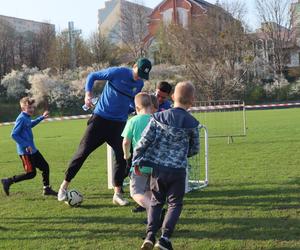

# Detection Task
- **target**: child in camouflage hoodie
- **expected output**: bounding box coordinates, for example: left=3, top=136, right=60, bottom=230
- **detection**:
left=133, top=81, right=200, bottom=250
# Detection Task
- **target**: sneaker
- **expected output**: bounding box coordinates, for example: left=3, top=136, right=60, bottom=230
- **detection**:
left=57, top=187, right=67, bottom=201
left=113, top=193, right=129, bottom=206
left=1, top=178, right=12, bottom=196
left=43, top=186, right=58, bottom=196
left=141, top=239, right=154, bottom=250
left=132, top=205, right=146, bottom=213
left=154, top=237, right=173, bottom=250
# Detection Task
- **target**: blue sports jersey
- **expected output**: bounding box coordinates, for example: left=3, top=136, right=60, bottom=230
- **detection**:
left=85, top=67, right=144, bottom=121
left=158, top=100, right=172, bottom=112
left=11, top=112, right=44, bottom=155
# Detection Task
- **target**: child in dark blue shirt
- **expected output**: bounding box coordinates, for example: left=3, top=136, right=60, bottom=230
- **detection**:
left=1, top=97, right=57, bottom=196
left=155, top=81, right=172, bottom=112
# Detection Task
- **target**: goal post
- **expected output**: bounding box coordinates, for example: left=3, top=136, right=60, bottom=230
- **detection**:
left=107, top=145, right=115, bottom=189
left=185, top=125, right=209, bottom=192
left=189, top=100, right=246, bottom=142
left=107, top=125, right=209, bottom=193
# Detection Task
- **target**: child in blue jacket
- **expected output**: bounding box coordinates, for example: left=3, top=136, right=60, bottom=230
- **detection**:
left=1, top=97, right=57, bottom=196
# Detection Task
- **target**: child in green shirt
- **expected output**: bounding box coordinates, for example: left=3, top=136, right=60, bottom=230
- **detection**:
left=122, top=92, right=156, bottom=212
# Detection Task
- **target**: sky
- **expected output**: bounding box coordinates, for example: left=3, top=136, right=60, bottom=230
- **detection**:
left=0, top=0, right=258, bottom=38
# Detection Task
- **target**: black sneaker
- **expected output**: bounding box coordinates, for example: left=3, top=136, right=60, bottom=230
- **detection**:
left=154, top=237, right=173, bottom=250
left=43, top=186, right=58, bottom=196
left=1, top=178, right=12, bottom=196
left=132, top=205, right=146, bottom=213
left=141, top=235, right=155, bottom=250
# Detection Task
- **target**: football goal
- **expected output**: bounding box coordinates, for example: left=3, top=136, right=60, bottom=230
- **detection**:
left=107, top=125, right=209, bottom=193
left=189, top=100, right=247, bottom=143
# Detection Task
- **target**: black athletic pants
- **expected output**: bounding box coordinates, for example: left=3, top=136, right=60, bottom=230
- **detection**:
left=65, top=114, right=127, bottom=187
left=12, top=151, right=50, bottom=186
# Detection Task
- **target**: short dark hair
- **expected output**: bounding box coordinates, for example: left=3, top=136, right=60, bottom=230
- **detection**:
left=157, top=81, right=172, bottom=94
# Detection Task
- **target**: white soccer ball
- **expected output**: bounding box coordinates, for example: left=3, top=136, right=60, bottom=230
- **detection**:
left=66, top=189, right=83, bottom=207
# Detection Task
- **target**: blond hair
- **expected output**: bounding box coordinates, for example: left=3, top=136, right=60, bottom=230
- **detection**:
left=134, top=92, right=152, bottom=109
left=20, top=97, right=35, bottom=109
left=173, top=81, right=195, bottom=105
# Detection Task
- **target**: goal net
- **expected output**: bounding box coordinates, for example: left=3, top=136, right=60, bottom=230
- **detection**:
left=107, top=125, right=209, bottom=193
left=189, top=100, right=246, bottom=142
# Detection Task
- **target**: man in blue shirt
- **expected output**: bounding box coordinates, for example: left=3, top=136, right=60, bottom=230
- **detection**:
left=1, top=97, right=57, bottom=196
left=155, top=81, right=172, bottom=112
left=58, top=58, right=152, bottom=206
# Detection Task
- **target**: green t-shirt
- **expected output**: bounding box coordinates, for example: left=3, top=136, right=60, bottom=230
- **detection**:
left=121, top=114, right=151, bottom=174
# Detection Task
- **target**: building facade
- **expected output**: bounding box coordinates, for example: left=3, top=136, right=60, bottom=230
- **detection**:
left=143, top=0, right=236, bottom=63
left=0, top=15, right=55, bottom=34
left=144, top=0, right=215, bottom=44
left=98, top=0, right=152, bottom=44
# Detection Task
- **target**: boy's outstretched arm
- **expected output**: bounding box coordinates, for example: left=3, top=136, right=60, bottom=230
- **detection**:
left=31, top=111, right=48, bottom=128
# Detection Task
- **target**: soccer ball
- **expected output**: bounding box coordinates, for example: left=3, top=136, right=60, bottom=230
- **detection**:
left=66, top=189, right=83, bottom=207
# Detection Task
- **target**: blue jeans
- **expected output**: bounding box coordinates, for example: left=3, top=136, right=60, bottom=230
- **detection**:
left=146, top=167, right=186, bottom=239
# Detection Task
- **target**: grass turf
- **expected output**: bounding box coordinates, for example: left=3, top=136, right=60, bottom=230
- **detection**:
left=0, top=108, right=299, bottom=250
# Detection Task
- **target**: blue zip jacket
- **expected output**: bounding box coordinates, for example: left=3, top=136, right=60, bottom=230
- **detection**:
left=11, top=112, right=44, bottom=155
left=85, top=67, right=144, bottom=121
left=132, top=107, right=200, bottom=170
left=158, top=100, right=172, bottom=111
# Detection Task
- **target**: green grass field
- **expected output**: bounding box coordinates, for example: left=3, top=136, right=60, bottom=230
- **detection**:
left=0, top=108, right=299, bottom=250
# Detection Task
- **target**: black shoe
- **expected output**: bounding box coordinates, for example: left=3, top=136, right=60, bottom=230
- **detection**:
left=43, top=186, right=58, bottom=196
left=1, top=178, right=12, bottom=196
left=154, top=237, right=173, bottom=250
left=159, top=208, right=166, bottom=229
left=132, top=205, right=146, bottom=213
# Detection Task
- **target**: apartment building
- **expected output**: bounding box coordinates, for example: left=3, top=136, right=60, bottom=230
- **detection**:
left=0, top=14, right=55, bottom=34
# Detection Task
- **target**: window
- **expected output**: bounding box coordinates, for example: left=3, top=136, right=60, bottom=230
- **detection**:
left=162, top=9, right=173, bottom=25
left=177, top=8, right=188, bottom=28
left=267, top=39, right=274, bottom=50
left=256, top=39, right=264, bottom=50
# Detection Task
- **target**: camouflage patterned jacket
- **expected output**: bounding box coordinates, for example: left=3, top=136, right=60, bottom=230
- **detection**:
left=132, top=107, right=200, bottom=170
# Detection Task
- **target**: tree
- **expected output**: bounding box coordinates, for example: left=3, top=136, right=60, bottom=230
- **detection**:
left=89, top=31, right=120, bottom=65
left=155, top=0, right=251, bottom=100
left=35, top=24, right=56, bottom=69
left=75, top=37, right=93, bottom=67
left=0, top=20, right=16, bottom=79
left=116, top=0, right=152, bottom=61
left=255, top=0, right=296, bottom=75
left=49, top=31, right=71, bottom=73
